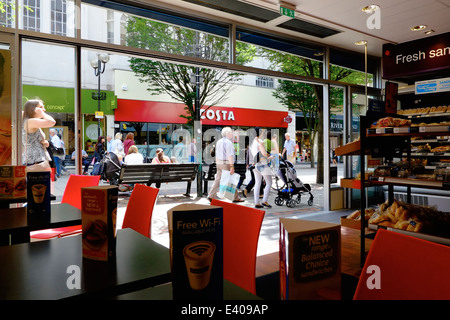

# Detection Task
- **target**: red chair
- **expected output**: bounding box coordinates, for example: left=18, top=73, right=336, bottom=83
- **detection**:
left=30, top=174, right=101, bottom=240
left=354, top=228, right=450, bottom=300
left=122, top=184, right=159, bottom=238
left=211, top=199, right=265, bottom=295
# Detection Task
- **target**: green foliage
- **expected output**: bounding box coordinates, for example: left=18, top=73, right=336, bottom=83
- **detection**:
left=125, top=16, right=255, bottom=124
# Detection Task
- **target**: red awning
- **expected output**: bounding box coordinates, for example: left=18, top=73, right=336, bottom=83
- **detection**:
left=116, top=99, right=289, bottom=128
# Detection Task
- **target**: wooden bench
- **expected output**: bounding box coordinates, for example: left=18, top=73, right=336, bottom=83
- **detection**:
left=202, top=163, right=247, bottom=195
left=115, top=163, right=199, bottom=196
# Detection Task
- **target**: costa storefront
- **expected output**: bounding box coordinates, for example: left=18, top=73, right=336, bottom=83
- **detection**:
left=114, top=98, right=291, bottom=158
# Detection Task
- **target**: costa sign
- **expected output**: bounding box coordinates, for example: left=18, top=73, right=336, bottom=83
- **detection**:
left=116, top=99, right=288, bottom=128
left=200, top=108, right=235, bottom=121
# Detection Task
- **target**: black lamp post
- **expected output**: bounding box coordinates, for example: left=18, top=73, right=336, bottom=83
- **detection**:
left=90, top=53, right=110, bottom=140
left=187, top=39, right=210, bottom=197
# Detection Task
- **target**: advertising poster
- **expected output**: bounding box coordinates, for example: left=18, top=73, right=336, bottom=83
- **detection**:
left=0, top=49, right=11, bottom=165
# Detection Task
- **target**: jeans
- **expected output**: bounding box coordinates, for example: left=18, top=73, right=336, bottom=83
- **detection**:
left=54, top=157, right=61, bottom=177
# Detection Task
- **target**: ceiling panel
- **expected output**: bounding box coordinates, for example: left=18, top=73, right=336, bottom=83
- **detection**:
left=132, top=0, right=450, bottom=57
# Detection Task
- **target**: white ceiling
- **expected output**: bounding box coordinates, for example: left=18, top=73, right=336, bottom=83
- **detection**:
left=142, top=0, right=450, bottom=57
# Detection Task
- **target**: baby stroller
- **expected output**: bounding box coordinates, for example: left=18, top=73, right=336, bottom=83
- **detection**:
left=102, top=152, right=122, bottom=185
left=273, top=157, right=314, bottom=208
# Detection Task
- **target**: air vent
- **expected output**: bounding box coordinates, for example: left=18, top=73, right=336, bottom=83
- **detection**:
left=278, top=19, right=340, bottom=39
left=183, top=0, right=341, bottom=38
left=182, top=0, right=279, bottom=23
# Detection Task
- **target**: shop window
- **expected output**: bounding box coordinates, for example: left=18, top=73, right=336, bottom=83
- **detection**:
left=0, top=0, right=14, bottom=28
left=106, top=10, right=114, bottom=44
left=81, top=1, right=230, bottom=63
left=255, top=76, right=274, bottom=88
left=120, top=14, right=127, bottom=46
left=51, top=0, right=67, bottom=36
left=236, top=27, right=325, bottom=79
left=23, top=0, right=41, bottom=32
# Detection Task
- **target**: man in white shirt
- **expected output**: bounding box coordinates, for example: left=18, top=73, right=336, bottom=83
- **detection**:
left=208, top=127, right=243, bottom=203
left=49, top=128, right=62, bottom=178
left=282, top=133, right=296, bottom=164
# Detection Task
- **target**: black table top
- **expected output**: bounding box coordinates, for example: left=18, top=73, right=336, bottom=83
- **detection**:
left=115, top=280, right=262, bottom=300
left=0, top=228, right=172, bottom=299
left=0, top=202, right=81, bottom=233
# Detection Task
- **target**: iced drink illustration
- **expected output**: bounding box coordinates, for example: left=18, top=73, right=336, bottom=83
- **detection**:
left=31, top=184, right=46, bottom=203
left=183, top=241, right=216, bottom=290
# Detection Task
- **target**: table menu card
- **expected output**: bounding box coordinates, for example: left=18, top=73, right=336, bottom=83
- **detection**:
left=81, top=185, right=118, bottom=262
left=26, top=171, right=51, bottom=217
left=168, top=204, right=223, bottom=300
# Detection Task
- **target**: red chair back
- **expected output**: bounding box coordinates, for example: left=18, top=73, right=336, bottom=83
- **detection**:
left=354, top=228, right=450, bottom=300
left=61, top=174, right=101, bottom=210
left=122, top=184, right=159, bottom=238
left=211, top=199, right=265, bottom=295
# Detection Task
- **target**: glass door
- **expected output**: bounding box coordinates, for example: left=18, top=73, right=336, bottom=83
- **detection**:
left=345, top=85, right=383, bottom=208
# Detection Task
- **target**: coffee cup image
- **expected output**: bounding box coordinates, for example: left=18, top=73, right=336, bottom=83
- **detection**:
left=83, top=220, right=108, bottom=251
left=31, top=184, right=46, bottom=203
left=183, top=241, right=216, bottom=290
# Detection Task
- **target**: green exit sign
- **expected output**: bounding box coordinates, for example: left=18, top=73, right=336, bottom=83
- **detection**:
left=280, top=6, right=295, bottom=18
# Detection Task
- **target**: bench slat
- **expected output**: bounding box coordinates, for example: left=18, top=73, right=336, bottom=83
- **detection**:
left=115, top=163, right=199, bottom=196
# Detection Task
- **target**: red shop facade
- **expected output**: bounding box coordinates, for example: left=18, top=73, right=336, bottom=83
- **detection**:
left=114, top=99, right=290, bottom=159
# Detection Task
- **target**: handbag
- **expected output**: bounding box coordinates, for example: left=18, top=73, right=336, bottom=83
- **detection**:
left=218, top=169, right=240, bottom=201
left=48, top=140, right=64, bottom=157
left=26, top=160, right=51, bottom=172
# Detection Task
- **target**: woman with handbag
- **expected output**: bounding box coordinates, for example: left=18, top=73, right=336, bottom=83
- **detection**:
left=22, top=99, right=56, bottom=172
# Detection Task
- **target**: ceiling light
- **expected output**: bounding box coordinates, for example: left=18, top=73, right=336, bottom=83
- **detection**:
left=362, top=5, right=379, bottom=13
left=411, top=25, right=427, bottom=31
left=425, top=29, right=435, bottom=35
left=355, top=40, right=368, bottom=45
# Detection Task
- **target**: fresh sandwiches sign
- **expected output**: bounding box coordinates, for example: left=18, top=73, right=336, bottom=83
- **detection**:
left=383, top=32, right=450, bottom=80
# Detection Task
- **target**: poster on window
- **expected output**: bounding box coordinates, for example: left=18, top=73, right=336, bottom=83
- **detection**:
left=0, top=50, right=11, bottom=165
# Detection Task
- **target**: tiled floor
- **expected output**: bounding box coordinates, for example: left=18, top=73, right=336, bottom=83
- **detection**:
left=54, top=162, right=349, bottom=256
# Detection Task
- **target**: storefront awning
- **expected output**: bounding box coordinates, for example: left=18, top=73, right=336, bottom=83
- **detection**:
left=116, top=99, right=289, bottom=128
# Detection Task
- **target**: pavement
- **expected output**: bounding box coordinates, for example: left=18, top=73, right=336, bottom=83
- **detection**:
left=53, top=162, right=349, bottom=256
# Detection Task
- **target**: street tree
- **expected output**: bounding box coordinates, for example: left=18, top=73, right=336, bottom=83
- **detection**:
left=125, top=16, right=256, bottom=125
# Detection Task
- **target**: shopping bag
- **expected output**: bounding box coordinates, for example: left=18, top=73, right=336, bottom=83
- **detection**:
left=218, top=170, right=240, bottom=201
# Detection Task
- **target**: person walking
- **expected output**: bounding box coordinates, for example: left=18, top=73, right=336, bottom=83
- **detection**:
left=253, top=131, right=274, bottom=209
left=243, top=130, right=264, bottom=199
left=207, top=127, right=244, bottom=203
left=49, top=128, right=62, bottom=177
left=111, top=132, right=124, bottom=158
left=106, top=135, right=113, bottom=153
left=282, top=132, right=296, bottom=164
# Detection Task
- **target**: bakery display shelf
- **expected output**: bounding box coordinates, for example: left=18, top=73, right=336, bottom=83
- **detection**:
left=368, top=224, right=450, bottom=246
left=334, top=140, right=361, bottom=156
left=340, top=114, right=450, bottom=267
left=406, top=152, right=450, bottom=157
left=341, top=176, right=449, bottom=190
left=367, top=126, right=450, bottom=136
left=369, top=176, right=449, bottom=189
left=411, top=138, right=450, bottom=143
